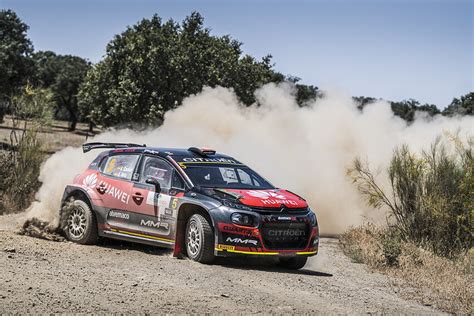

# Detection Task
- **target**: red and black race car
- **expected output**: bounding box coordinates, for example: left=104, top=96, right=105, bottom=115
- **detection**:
left=60, top=143, right=319, bottom=269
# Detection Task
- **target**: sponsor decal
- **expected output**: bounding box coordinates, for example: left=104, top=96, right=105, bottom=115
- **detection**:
left=225, top=237, right=258, bottom=246
left=86, top=174, right=131, bottom=204
left=83, top=173, right=97, bottom=189
left=144, top=149, right=160, bottom=155
left=171, top=198, right=178, bottom=210
left=182, top=157, right=239, bottom=164
left=247, top=190, right=286, bottom=200
left=221, top=225, right=253, bottom=236
left=100, top=181, right=130, bottom=204
left=140, top=219, right=169, bottom=230
left=277, top=216, right=292, bottom=221
left=246, top=190, right=298, bottom=206
left=216, top=244, right=235, bottom=251
left=146, top=192, right=173, bottom=217
left=108, top=210, right=130, bottom=220
left=268, top=229, right=306, bottom=237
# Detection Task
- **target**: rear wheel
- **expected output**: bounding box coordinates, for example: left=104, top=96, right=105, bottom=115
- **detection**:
left=185, top=214, right=215, bottom=264
left=278, top=256, right=308, bottom=270
left=62, top=199, right=98, bottom=245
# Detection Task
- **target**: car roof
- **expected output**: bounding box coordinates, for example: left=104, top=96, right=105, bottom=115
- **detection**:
left=106, top=147, right=240, bottom=163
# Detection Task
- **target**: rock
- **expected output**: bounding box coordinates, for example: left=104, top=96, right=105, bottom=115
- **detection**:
left=4, top=247, right=16, bottom=253
left=220, top=294, right=229, bottom=298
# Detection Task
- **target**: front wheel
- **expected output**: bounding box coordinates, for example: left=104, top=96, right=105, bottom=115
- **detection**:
left=278, top=256, right=308, bottom=270
left=61, top=199, right=98, bottom=245
left=185, top=214, right=215, bottom=264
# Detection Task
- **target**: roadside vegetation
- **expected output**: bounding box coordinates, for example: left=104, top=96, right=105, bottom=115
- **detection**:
left=0, top=87, right=52, bottom=214
left=343, top=136, right=473, bottom=313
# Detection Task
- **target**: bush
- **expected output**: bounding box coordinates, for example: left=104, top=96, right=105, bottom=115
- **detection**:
left=381, top=228, right=403, bottom=266
left=0, top=87, right=52, bottom=214
left=348, top=136, right=473, bottom=258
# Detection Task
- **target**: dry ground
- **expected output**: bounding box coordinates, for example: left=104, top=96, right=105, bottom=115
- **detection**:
left=0, top=116, right=98, bottom=152
left=0, top=213, right=443, bottom=314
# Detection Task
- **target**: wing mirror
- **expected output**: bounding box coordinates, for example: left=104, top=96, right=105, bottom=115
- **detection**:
left=145, top=177, right=161, bottom=193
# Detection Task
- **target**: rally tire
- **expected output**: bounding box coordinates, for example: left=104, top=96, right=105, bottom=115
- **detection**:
left=185, top=214, right=215, bottom=264
left=62, top=199, right=98, bottom=245
left=278, top=256, right=308, bottom=270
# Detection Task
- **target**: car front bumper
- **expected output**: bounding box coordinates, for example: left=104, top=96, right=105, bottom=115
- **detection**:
left=214, top=212, right=319, bottom=257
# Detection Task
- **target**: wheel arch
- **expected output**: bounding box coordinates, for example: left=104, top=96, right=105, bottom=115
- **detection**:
left=61, top=186, right=95, bottom=210
left=173, top=203, right=215, bottom=257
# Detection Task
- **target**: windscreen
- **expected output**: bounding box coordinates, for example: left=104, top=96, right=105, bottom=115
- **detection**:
left=182, top=165, right=274, bottom=189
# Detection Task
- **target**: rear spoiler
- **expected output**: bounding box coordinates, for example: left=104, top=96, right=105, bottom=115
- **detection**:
left=82, top=142, right=146, bottom=153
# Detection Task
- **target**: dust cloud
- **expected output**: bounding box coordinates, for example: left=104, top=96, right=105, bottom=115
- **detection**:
left=26, top=83, right=474, bottom=234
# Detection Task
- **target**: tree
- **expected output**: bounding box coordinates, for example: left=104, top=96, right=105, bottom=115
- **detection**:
left=78, top=12, right=281, bottom=127
left=0, top=9, right=34, bottom=122
left=33, top=51, right=91, bottom=130
left=443, top=92, right=474, bottom=116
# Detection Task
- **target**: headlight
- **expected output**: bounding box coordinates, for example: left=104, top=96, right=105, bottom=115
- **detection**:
left=308, top=209, right=318, bottom=227
left=231, top=212, right=254, bottom=226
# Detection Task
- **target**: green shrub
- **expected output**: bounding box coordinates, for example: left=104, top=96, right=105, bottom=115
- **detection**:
left=348, top=135, right=473, bottom=258
left=0, top=86, right=52, bottom=214
left=381, top=229, right=402, bottom=266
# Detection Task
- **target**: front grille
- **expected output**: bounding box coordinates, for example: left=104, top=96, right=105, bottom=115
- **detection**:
left=260, top=222, right=310, bottom=250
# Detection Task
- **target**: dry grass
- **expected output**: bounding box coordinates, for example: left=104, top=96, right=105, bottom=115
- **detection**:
left=340, top=225, right=473, bottom=314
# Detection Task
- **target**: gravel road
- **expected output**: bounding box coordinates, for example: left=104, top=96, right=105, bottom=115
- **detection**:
left=0, top=213, right=442, bottom=314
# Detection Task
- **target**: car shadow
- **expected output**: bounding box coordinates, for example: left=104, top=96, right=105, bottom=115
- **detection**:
left=96, top=238, right=333, bottom=276
left=213, top=256, right=333, bottom=277
left=97, top=238, right=173, bottom=256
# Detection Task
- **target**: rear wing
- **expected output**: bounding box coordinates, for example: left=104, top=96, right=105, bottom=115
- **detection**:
left=82, top=142, right=146, bottom=153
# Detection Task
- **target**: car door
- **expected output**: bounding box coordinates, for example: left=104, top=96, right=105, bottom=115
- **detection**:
left=97, top=153, right=139, bottom=231
left=129, top=155, right=185, bottom=243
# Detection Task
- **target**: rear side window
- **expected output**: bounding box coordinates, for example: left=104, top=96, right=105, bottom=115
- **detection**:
left=101, top=154, right=139, bottom=180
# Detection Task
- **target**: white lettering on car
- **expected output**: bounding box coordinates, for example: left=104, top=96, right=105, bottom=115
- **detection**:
left=246, top=190, right=298, bottom=206
left=225, top=237, right=258, bottom=245
left=182, top=157, right=238, bottom=164
left=140, top=219, right=169, bottom=230
left=94, top=180, right=130, bottom=204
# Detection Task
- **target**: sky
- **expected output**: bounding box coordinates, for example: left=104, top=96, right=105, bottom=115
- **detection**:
left=1, top=0, right=473, bottom=107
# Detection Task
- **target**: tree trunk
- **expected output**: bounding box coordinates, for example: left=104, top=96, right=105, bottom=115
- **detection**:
left=64, top=95, right=77, bottom=132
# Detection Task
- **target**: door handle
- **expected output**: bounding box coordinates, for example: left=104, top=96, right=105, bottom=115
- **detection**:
left=132, top=192, right=144, bottom=205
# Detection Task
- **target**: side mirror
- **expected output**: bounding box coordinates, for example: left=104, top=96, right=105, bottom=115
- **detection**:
left=145, top=177, right=161, bottom=193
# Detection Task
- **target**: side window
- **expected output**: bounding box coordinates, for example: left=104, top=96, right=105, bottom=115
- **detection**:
left=101, top=154, right=139, bottom=180
left=140, top=156, right=173, bottom=190
left=172, top=171, right=185, bottom=190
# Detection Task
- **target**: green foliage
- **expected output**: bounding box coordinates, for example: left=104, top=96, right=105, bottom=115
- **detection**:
left=355, top=97, right=442, bottom=122
left=381, top=229, right=403, bottom=266
left=443, top=92, right=474, bottom=116
left=32, top=51, right=91, bottom=130
left=349, top=136, right=474, bottom=258
left=78, top=12, right=282, bottom=127
left=10, top=85, right=54, bottom=125
left=0, top=87, right=52, bottom=214
left=0, top=9, right=34, bottom=121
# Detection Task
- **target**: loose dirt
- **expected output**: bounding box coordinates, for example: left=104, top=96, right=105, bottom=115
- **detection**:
left=0, top=213, right=443, bottom=314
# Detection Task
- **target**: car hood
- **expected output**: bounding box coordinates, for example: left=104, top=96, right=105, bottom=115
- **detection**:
left=214, top=188, right=308, bottom=209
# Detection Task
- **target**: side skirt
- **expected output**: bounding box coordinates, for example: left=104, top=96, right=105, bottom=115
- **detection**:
left=102, top=229, right=175, bottom=249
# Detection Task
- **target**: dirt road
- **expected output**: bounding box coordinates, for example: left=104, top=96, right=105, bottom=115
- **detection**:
left=0, top=213, right=441, bottom=314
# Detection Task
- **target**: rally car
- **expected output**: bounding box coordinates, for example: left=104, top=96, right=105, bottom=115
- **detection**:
left=60, top=143, right=319, bottom=269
